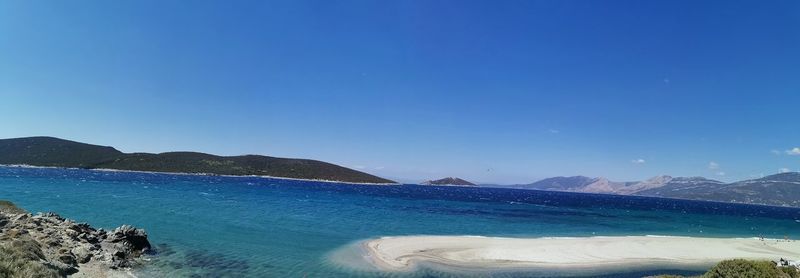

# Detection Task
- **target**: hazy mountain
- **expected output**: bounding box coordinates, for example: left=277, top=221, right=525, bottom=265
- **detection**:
left=579, top=177, right=637, bottom=194
left=650, top=173, right=800, bottom=207
left=0, top=137, right=395, bottom=184
left=512, top=176, right=595, bottom=191
left=512, top=176, right=637, bottom=194
left=508, top=173, right=800, bottom=207
left=634, top=176, right=726, bottom=198
left=422, top=177, right=476, bottom=186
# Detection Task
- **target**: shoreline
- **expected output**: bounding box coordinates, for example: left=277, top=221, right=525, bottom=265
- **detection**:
left=6, top=164, right=799, bottom=210
left=0, top=164, right=399, bottom=186
left=0, top=200, right=151, bottom=277
left=357, top=235, right=800, bottom=273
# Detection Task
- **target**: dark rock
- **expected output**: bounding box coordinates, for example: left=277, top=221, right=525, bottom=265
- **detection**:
left=44, top=260, right=78, bottom=276
left=106, top=224, right=152, bottom=254
left=185, top=250, right=250, bottom=272
left=58, top=254, right=76, bottom=266
left=153, top=243, right=176, bottom=256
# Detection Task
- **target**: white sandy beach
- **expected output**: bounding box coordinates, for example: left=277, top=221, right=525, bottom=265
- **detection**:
left=362, top=235, right=800, bottom=272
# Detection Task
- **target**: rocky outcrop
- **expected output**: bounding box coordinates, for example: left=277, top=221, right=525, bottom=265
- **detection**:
left=102, top=225, right=152, bottom=269
left=0, top=203, right=151, bottom=276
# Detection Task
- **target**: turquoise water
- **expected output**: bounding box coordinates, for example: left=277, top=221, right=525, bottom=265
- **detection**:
left=1, top=166, right=800, bottom=277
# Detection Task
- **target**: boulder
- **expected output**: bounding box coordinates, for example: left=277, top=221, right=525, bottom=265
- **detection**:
left=106, top=225, right=151, bottom=253
left=72, top=245, right=94, bottom=264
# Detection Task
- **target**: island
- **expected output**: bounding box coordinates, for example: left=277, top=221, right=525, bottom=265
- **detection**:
left=0, top=137, right=395, bottom=184
left=421, top=177, right=476, bottom=186
left=0, top=200, right=151, bottom=277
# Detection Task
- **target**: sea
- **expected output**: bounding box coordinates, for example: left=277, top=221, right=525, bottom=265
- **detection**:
left=1, top=166, right=799, bottom=278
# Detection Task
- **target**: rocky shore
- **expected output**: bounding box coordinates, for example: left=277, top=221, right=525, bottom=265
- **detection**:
left=0, top=201, right=151, bottom=277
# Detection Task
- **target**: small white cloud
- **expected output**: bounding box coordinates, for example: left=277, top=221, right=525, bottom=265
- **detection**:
left=786, top=148, right=800, bottom=156
left=374, top=166, right=385, bottom=170
left=631, top=159, right=646, bottom=164
left=548, top=129, right=560, bottom=134
left=353, top=165, right=366, bottom=170
left=779, top=168, right=791, bottom=173
left=716, top=171, right=726, bottom=176
left=771, top=149, right=782, bottom=155
left=708, top=161, right=720, bottom=170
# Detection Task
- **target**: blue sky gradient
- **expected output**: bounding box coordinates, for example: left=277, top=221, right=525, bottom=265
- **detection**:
left=1, top=0, right=799, bottom=183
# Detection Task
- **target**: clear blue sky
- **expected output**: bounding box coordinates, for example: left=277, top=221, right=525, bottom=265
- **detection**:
left=1, top=1, right=799, bottom=184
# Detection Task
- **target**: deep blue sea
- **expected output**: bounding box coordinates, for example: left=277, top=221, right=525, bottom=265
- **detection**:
left=2, top=166, right=800, bottom=277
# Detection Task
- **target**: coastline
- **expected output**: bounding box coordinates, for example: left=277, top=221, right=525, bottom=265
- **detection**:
left=358, top=235, right=800, bottom=273
left=0, top=164, right=399, bottom=186
left=0, top=201, right=151, bottom=277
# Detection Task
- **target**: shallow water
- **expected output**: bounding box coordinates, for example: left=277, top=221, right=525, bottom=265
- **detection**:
left=1, top=166, right=799, bottom=277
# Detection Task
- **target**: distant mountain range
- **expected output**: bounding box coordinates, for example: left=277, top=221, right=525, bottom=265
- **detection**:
left=3, top=137, right=798, bottom=208
left=0, top=137, right=395, bottom=184
left=503, top=174, right=800, bottom=207
left=422, top=177, right=476, bottom=186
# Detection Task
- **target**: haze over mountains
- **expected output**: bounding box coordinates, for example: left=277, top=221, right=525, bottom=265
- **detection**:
left=501, top=174, right=800, bottom=208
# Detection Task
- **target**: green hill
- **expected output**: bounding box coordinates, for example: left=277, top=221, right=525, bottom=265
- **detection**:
left=0, top=137, right=395, bottom=184
left=0, top=136, right=122, bottom=168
